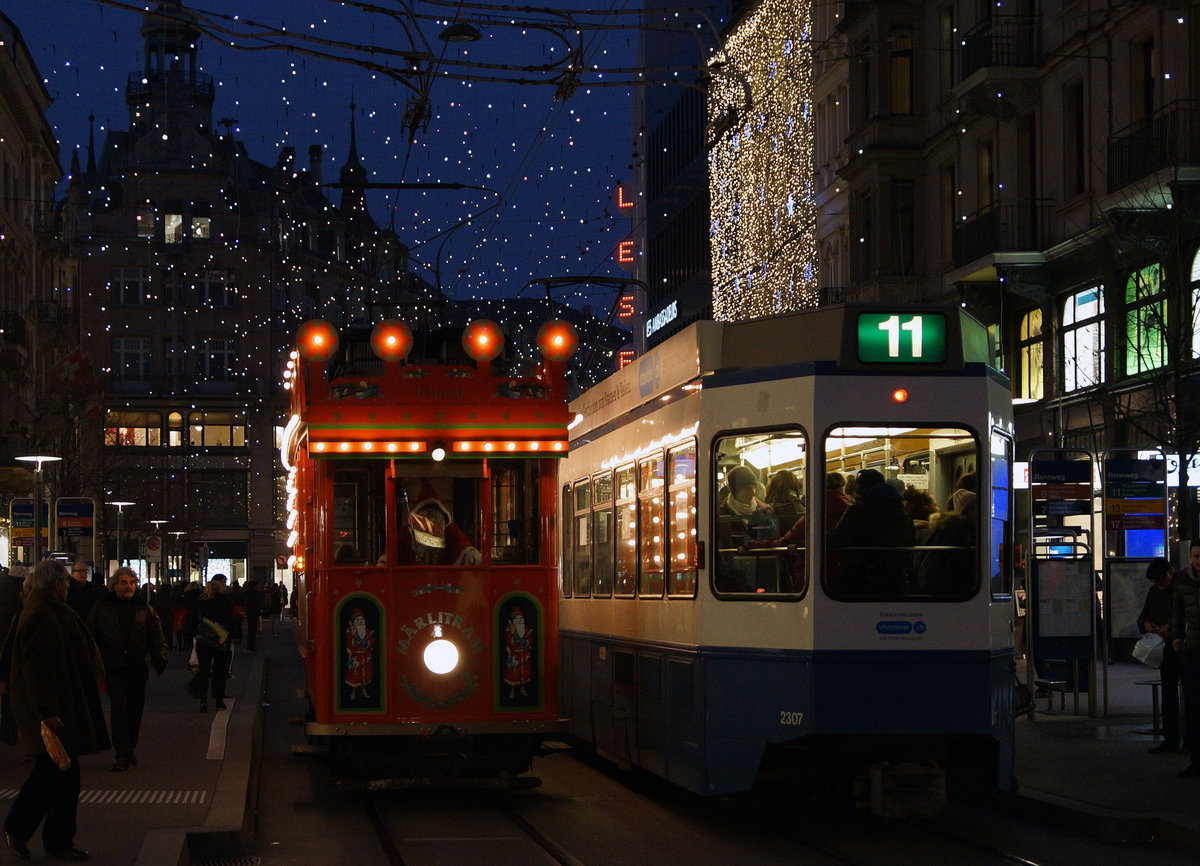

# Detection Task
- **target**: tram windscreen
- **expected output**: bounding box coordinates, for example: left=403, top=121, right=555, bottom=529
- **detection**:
left=824, top=427, right=980, bottom=602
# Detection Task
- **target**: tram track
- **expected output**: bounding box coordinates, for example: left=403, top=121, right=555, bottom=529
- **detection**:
left=363, top=788, right=584, bottom=866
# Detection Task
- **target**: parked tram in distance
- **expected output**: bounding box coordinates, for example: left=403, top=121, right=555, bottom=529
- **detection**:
left=281, top=316, right=577, bottom=786
left=559, top=305, right=1016, bottom=798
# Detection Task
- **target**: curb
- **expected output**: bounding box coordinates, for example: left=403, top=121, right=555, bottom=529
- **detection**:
left=133, top=652, right=266, bottom=866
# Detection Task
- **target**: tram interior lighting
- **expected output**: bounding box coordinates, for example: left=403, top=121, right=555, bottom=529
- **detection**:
left=452, top=440, right=566, bottom=453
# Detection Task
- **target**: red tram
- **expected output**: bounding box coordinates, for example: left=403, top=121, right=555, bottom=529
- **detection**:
left=280, top=317, right=577, bottom=786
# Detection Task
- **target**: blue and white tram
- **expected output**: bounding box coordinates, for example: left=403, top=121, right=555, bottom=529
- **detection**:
left=559, top=305, right=1016, bottom=797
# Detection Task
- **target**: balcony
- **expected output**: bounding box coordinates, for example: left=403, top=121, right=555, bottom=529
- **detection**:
left=953, top=199, right=1052, bottom=270
left=1107, top=100, right=1200, bottom=194
left=959, top=16, right=1039, bottom=80
left=126, top=70, right=215, bottom=101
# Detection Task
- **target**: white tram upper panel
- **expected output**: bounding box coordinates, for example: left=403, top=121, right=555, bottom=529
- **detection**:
left=561, top=305, right=1015, bottom=654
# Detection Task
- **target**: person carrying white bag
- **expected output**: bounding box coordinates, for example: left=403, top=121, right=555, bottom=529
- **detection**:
left=1139, top=557, right=1180, bottom=754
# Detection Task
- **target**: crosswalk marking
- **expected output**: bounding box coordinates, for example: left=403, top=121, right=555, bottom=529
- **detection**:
left=0, top=789, right=208, bottom=805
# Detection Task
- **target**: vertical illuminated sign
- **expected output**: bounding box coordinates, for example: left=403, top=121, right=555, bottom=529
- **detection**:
left=618, top=295, right=635, bottom=319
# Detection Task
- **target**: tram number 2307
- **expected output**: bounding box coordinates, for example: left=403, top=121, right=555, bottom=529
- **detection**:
left=779, top=711, right=805, bottom=726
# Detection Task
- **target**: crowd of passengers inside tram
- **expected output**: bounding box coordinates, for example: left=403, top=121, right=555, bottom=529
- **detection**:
left=717, top=465, right=978, bottom=597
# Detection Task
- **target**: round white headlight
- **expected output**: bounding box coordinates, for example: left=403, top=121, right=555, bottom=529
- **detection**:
left=423, top=638, right=459, bottom=675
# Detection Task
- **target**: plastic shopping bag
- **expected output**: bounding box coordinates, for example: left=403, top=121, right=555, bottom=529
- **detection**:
left=40, top=722, right=71, bottom=771
left=1132, top=633, right=1165, bottom=668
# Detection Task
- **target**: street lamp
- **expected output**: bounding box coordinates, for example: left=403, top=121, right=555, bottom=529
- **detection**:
left=109, top=501, right=135, bottom=568
left=150, top=519, right=168, bottom=586
left=15, top=455, right=61, bottom=565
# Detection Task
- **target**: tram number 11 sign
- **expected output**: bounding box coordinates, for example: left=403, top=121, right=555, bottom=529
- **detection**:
left=857, top=313, right=947, bottom=364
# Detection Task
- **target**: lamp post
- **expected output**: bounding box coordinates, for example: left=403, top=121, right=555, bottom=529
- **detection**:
left=109, top=501, right=135, bottom=568
left=150, top=519, right=168, bottom=586
left=16, top=455, right=61, bottom=565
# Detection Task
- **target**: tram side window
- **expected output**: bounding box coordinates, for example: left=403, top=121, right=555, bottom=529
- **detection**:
left=614, top=465, right=637, bottom=596
left=332, top=461, right=387, bottom=564
left=490, top=461, right=539, bottom=564
left=593, top=474, right=615, bottom=597
left=668, top=443, right=698, bottom=596
left=713, top=430, right=807, bottom=597
left=824, top=427, right=979, bottom=602
left=573, top=481, right=593, bottom=596
left=639, top=454, right=666, bottom=597
left=990, top=431, right=1014, bottom=598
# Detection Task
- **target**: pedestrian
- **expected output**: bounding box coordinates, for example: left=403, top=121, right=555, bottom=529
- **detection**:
left=1139, top=557, right=1180, bottom=753
left=0, top=566, right=23, bottom=648
left=85, top=566, right=168, bottom=772
left=268, top=582, right=282, bottom=633
left=66, top=561, right=102, bottom=624
left=1173, top=540, right=1200, bottom=777
left=3, top=559, right=109, bottom=862
left=243, top=579, right=263, bottom=652
left=186, top=575, right=235, bottom=712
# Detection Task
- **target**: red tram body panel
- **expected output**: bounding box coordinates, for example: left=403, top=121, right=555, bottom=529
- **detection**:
left=281, top=319, right=575, bottom=782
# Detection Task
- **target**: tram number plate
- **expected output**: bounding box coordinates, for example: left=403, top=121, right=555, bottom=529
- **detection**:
left=857, top=313, right=946, bottom=363
left=779, top=711, right=804, bottom=726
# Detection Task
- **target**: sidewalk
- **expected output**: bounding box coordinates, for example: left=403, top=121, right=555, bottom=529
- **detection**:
left=1014, top=661, right=1200, bottom=849
left=0, top=620, right=279, bottom=864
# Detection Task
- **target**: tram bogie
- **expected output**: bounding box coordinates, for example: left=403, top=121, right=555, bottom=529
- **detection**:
left=560, top=305, right=1017, bottom=798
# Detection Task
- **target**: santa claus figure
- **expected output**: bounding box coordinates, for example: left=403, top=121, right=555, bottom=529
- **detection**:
left=504, top=606, right=535, bottom=699
left=403, top=481, right=483, bottom=566
left=344, top=608, right=376, bottom=701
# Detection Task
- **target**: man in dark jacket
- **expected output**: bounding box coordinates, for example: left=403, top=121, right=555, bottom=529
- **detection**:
left=3, top=559, right=109, bottom=862
left=66, top=561, right=102, bottom=624
left=86, top=566, right=168, bottom=772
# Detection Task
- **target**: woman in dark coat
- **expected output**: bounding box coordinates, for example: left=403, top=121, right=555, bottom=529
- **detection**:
left=3, top=560, right=109, bottom=861
left=187, top=574, right=235, bottom=712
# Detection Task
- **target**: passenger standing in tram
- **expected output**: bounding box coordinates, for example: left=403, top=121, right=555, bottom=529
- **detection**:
left=1140, top=558, right=1180, bottom=754
left=913, top=488, right=978, bottom=596
left=1171, top=541, right=1200, bottom=777
left=826, top=469, right=915, bottom=595
left=764, top=470, right=804, bottom=524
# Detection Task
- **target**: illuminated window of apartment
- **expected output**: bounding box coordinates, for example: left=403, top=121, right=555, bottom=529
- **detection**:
left=192, top=216, right=211, bottom=239
left=136, top=205, right=155, bottom=238
left=164, top=212, right=184, bottom=244
left=1125, top=263, right=1167, bottom=375
left=104, top=411, right=162, bottom=446
left=168, top=411, right=184, bottom=447
left=188, top=410, right=246, bottom=447
left=1018, top=309, right=1043, bottom=400
left=1063, top=285, right=1105, bottom=391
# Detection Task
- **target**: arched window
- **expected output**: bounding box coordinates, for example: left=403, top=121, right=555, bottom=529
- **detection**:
left=1018, top=309, right=1043, bottom=400
left=1124, top=263, right=1166, bottom=376
left=1063, top=285, right=1105, bottom=391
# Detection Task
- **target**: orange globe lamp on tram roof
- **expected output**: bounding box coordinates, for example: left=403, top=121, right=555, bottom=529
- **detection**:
left=462, top=319, right=504, bottom=363
left=296, top=319, right=339, bottom=363
left=371, top=319, right=414, bottom=362
left=535, top=319, right=579, bottom=361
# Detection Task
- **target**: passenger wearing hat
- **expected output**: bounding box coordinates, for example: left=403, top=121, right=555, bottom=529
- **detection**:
left=400, top=481, right=482, bottom=566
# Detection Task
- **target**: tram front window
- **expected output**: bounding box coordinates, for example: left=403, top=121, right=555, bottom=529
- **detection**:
left=713, top=431, right=807, bottom=597
left=824, top=427, right=979, bottom=602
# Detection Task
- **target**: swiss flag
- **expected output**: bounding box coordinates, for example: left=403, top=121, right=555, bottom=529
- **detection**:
left=50, top=346, right=91, bottom=390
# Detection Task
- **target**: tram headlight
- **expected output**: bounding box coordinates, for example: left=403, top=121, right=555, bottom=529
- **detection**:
left=423, top=638, right=460, bottom=675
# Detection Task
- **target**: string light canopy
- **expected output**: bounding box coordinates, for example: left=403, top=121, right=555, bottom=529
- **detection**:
left=709, top=0, right=819, bottom=321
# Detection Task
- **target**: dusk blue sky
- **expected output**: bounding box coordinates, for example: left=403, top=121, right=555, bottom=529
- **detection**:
left=3, top=0, right=685, bottom=314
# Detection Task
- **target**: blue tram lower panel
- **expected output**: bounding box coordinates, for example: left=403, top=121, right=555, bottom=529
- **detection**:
left=563, top=633, right=1014, bottom=797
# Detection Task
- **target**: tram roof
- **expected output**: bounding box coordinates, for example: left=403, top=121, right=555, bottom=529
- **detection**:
left=569, top=305, right=993, bottom=440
